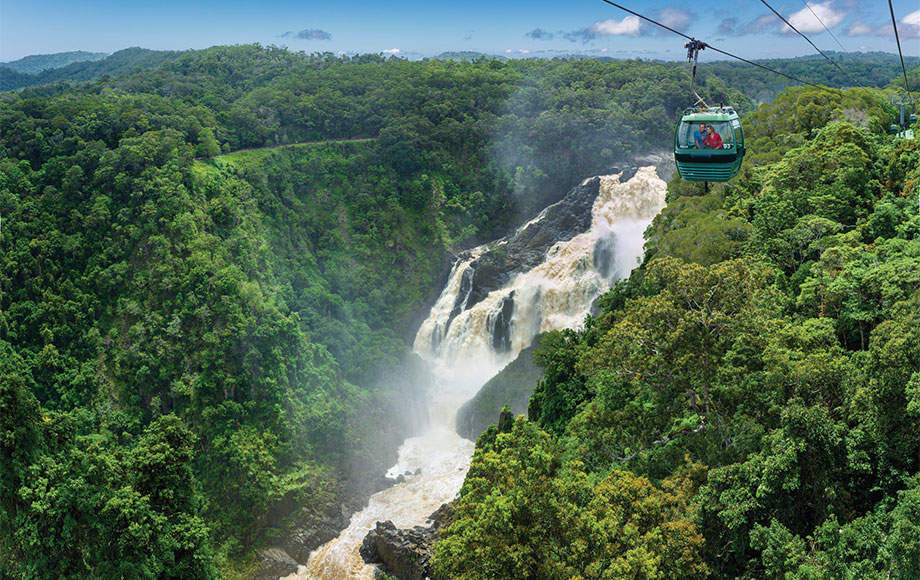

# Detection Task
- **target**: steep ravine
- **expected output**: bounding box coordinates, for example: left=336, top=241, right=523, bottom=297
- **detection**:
left=282, top=166, right=668, bottom=579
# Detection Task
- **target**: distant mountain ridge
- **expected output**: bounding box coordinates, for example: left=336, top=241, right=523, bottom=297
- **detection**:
left=1, top=51, right=109, bottom=74
left=434, top=51, right=507, bottom=61
left=0, top=47, right=180, bottom=90
left=2, top=45, right=917, bottom=94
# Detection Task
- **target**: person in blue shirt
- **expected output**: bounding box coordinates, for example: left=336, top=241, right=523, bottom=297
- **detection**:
left=693, top=122, right=707, bottom=148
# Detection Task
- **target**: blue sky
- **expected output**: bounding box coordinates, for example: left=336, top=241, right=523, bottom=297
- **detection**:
left=1, top=0, right=918, bottom=63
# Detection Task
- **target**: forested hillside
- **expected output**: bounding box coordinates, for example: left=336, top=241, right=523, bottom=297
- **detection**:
left=0, top=44, right=791, bottom=577
left=0, top=48, right=180, bottom=92
left=0, top=51, right=108, bottom=75
left=704, top=52, right=920, bottom=103
left=433, top=85, right=920, bottom=579
left=1, top=43, right=916, bottom=578
left=3, top=46, right=917, bottom=98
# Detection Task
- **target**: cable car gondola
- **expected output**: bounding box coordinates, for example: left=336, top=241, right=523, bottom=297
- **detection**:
left=674, top=106, right=746, bottom=182
left=672, top=39, right=746, bottom=183
left=890, top=95, right=916, bottom=140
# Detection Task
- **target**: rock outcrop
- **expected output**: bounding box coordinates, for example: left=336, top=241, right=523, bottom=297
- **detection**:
left=463, top=176, right=603, bottom=311
left=359, top=504, right=454, bottom=580
left=253, top=547, right=299, bottom=580
left=281, top=505, right=350, bottom=564
left=360, top=520, right=431, bottom=580
left=455, top=338, right=545, bottom=440
left=279, top=473, right=399, bottom=563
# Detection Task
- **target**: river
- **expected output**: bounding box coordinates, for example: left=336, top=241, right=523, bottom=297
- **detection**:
left=284, top=166, right=667, bottom=579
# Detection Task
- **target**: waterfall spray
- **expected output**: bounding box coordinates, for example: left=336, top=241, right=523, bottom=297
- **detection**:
left=285, top=166, right=666, bottom=580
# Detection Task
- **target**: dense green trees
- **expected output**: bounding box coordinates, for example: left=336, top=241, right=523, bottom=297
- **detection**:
left=1, top=44, right=700, bottom=575
left=436, top=80, right=920, bottom=578
left=2, top=43, right=917, bottom=578
left=433, top=417, right=708, bottom=580
left=0, top=405, right=216, bottom=579
left=1, top=48, right=469, bottom=575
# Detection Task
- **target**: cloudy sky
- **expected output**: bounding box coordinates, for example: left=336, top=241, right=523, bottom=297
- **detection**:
left=1, top=0, right=918, bottom=62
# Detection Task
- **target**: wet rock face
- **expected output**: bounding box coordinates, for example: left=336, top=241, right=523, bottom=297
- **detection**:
left=253, top=548, right=299, bottom=580
left=593, top=234, right=619, bottom=281
left=360, top=521, right=431, bottom=580
left=464, top=177, right=602, bottom=310
left=359, top=504, right=454, bottom=580
left=279, top=474, right=397, bottom=564
left=455, top=340, right=544, bottom=441
left=282, top=506, right=350, bottom=563
left=489, top=291, right=515, bottom=353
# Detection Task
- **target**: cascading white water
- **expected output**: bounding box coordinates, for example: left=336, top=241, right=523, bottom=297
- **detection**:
left=283, top=166, right=666, bottom=580
left=415, top=166, right=666, bottom=364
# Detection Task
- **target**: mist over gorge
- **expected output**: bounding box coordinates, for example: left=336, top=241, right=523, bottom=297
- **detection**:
left=2, top=44, right=919, bottom=580
left=289, top=166, right=666, bottom=579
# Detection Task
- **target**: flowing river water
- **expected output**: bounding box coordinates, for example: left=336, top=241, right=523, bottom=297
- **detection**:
left=284, top=166, right=667, bottom=579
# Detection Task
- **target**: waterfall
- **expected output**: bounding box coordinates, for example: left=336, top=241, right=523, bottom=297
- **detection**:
left=414, top=166, right=666, bottom=364
left=283, top=166, right=666, bottom=579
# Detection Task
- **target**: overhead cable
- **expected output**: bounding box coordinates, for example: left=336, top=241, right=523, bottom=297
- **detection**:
left=598, top=0, right=693, bottom=41
left=759, top=0, right=876, bottom=98
left=758, top=0, right=856, bottom=83
left=798, top=0, right=850, bottom=55
left=889, top=0, right=915, bottom=101
left=704, top=44, right=841, bottom=95
left=598, top=0, right=844, bottom=95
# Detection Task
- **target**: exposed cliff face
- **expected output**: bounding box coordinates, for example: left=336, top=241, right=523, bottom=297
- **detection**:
left=255, top=549, right=299, bottom=580
left=455, top=339, right=545, bottom=441
left=463, top=175, right=605, bottom=311
left=291, top=166, right=667, bottom=580
left=415, top=166, right=667, bottom=369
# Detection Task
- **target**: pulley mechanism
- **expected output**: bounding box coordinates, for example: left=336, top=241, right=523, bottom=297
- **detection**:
left=684, top=39, right=708, bottom=109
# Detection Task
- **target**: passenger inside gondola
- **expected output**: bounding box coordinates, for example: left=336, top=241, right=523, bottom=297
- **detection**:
left=678, top=120, right=733, bottom=149
left=705, top=124, right=722, bottom=148
left=694, top=122, right=707, bottom=148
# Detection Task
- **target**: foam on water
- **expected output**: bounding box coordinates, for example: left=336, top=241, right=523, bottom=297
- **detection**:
left=285, top=167, right=666, bottom=579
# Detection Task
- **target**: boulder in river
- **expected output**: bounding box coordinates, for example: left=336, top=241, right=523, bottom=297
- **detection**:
left=253, top=547, right=298, bottom=580
left=359, top=504, right=454, bottom=580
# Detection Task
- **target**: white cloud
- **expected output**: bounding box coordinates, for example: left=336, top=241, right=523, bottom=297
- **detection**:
left=786, top=1, right=847, bottom=34
left=847, top=21, right=891, bottom=37
left=381, top=48, right=400, bottom=54
left=847, top=8, right=920, bottom=38
left=904, top=9, right=920, bottom=27
left=587, top=16, right=642, bottom=37
left=657, top=8, right=692, bottom=31
left=743, top=14, right=777, bottom=35
left=504, top=49, right=532, bottom=54
left=902, top=9, right=920, bottom=38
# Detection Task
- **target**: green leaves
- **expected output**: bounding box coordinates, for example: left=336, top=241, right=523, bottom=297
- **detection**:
left=479, top=83, right=920, bottom=579
left=529, top=329, right=589, bottom=437
left=5, top=412, right=216, bottom=579
left=434, top=417, right=707, bottom=580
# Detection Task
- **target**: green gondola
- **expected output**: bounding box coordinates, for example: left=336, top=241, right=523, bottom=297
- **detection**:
left=673, top=106, right=746, bottom=182
left=889, top=96, right=916, bottom=140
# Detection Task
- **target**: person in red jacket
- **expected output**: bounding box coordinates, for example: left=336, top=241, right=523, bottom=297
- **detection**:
left=705, top=124, right=723, bottom=149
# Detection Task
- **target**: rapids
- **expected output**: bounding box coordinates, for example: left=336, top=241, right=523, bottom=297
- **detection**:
left=283, top=166, right=666, bottom=579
